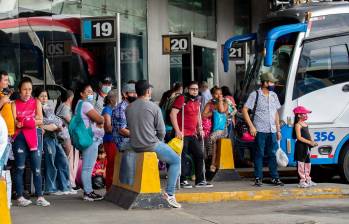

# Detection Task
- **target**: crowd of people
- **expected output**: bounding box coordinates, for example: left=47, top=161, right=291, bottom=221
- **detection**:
left=0, top=69, right=318, bottom=209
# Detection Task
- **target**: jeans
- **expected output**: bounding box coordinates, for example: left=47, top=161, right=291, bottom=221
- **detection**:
left=13, top=129, right=43, bottom=197
left=181, top=136, right=205, bottom=184
left=0, top=141, right=11, bottom=173
left=43, top=136, right=71, bottom=192
left=154, top=142, right=180, bottom=196
left=82, top=137, right=102, bottom=194
left=254, top=132, right=279, bottom=179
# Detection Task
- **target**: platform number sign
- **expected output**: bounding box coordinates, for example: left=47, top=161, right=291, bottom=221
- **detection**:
left=162, top=35, right=191, bottom=54
left=223, top=43, right=245, bottom=61
left=46, top=41, right=72, bottom=57
left=81, top=17, right=117, bottom=43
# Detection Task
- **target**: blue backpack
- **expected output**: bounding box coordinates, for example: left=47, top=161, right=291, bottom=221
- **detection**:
left=68, top=101, right=93, bottom=151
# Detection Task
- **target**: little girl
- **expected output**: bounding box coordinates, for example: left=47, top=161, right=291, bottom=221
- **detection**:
left=92, top=145, right=107, bottom=190
left=293, top=106, right=318, bottom=188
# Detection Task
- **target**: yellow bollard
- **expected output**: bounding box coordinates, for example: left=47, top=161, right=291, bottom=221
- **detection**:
left=0, top=179, right=11, bottom=224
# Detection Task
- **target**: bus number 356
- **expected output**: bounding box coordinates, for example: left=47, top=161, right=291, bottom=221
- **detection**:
left=314, top=132, right=336, bottom=142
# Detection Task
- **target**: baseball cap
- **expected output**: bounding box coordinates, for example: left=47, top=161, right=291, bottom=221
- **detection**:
left=122, top=83, right=136, bottom=93
left=260, top=72, right=278, bottom=83
left=293, top=106, right=312, bottom=114
left=101, top=76, right=112, bottom=84
left=135, top=80, right=153, bottom=94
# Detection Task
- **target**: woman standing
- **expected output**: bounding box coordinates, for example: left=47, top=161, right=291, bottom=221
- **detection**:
left=72, top=83, right=104, bottom=201
left=101, top=89, right=118, bottom=191
left=56, top=90, right=80, bottom=190
left=12, top=77, right=50, bottom=207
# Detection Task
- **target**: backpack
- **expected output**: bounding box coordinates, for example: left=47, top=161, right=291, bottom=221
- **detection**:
left=68, top=101, right=93, bottom=151
left=163, top=94, right=190, bottom=125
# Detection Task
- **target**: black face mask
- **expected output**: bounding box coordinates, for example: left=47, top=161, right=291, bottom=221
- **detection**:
left=127, top=96, right=137, bottom=103
left=186, top=93, right=198, bottom=100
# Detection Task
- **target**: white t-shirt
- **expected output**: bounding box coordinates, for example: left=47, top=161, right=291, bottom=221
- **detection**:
left=76, top=100, right=104, bottom=139
left=0, top=115, right=8, bottom=162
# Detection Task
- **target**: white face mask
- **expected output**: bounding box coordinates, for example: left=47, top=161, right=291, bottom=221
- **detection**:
left=87, top=94, right=94, bottom=102
left=101, top=85, right=112, bottom=94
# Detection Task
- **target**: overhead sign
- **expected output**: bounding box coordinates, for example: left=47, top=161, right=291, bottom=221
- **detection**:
left=222, top=43, right=245, bottom=61
left=45, top=41, right=72, bottom=57
left=162, top=34, right=191, bottom=54
left=81, top=17, right=117, bottom=43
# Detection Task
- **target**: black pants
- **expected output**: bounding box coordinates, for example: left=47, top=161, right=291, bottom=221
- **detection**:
left=180, top=136, right=205, bottom=184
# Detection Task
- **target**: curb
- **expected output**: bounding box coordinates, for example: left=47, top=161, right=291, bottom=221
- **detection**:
left=176, top=187, right=349, bottom=203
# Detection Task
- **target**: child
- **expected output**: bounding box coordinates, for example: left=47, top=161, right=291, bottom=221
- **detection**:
left=92, top=145, right=107, bottom=190
left=293, top=106, right=318, bottom=188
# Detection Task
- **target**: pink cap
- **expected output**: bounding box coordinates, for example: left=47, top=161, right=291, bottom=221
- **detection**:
left=293, top=106, right=312, bottom=114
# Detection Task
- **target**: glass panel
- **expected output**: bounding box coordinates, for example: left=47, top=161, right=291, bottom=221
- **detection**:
left=331, top=45, right=349, bottom=82
left=234, top=0, right=251, bottom=35
left=310, top=14, right=349, bottom=38
left=168, top=0, right=216, bottom=41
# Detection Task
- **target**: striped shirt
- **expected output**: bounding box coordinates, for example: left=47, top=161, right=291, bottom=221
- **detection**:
left=244, top=88, right=281, bottom=133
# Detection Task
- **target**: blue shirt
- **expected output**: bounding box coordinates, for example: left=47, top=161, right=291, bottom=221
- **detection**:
left=102, top=106, right=113, bottom=142
left=244, top=88, right=281, bottom=133
left=112, top=100, right=129, bottom=148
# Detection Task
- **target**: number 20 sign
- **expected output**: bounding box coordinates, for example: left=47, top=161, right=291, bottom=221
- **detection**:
left=81, top=17, right=117, bottom=43
left=162, top=35, right=191, bottom=55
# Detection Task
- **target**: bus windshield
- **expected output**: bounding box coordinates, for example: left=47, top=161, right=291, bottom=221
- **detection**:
left=239, top=32, right=298, bottom=106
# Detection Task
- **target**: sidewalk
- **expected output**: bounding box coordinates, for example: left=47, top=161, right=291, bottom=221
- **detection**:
left=172, top=179, right=349, bottom=203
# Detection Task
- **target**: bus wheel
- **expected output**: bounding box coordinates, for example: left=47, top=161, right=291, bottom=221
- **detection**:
left=339, top=145, right=349, bottom=183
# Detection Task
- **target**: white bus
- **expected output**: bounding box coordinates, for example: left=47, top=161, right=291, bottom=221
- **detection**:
left=223, top=1, right=349, bottom=181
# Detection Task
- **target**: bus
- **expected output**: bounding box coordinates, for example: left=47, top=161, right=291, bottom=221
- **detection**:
left=223, top=1, right=349, bottom=181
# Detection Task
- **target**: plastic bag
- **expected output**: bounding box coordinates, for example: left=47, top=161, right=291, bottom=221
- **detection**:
left=276, top=143, right=289, bottom=167
left=212, top=110, right=227, bottom=132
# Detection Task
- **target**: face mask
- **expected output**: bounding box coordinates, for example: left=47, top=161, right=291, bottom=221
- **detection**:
left=268, top=85, right=275, bottom=92
left=87, top=94, right=94, bottom=102
left=101, top=85, right=111, bottom=94
left=127, top=96, right=137, bottom=103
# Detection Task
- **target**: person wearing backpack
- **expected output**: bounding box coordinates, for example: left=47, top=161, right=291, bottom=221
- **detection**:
left=159, top=83, right=183, bottom=142
left=71, top=82, right=104, bottom=201
left=202, top=87, right=229, bottom=173
left=242, top=72, right=284, bottom=187
left=170, top=81, right=213, bottom=189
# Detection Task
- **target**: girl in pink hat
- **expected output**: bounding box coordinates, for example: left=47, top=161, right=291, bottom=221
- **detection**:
left=293, top=106, right=318, bottom=188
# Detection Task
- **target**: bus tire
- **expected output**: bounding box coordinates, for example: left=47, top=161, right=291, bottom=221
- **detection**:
left=339, top=144, right=349, bottom=183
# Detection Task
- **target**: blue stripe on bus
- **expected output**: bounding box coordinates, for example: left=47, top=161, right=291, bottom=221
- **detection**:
left=334, top=134, right=349, bottom=163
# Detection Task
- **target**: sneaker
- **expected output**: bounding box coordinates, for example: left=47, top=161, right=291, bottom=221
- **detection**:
left=299, top=182, right=310, bottom=188
left=83, top=191, right=104, bottom=201
left=17, top=197, right=32, bottom=207
left=163, top=193, right=181, bottom=208
left=180, top=181, right=193, bottom=189
left=36, top=197, right=50, bottom=207
left=195, top=181, right=213, bottom=188
left=52, top=191, right=64, bottom=196
left=254, top=178, right=263, bottom=187
left=271, top=178, right=284, bottom=186
left=63, top=189, right=78, bottom=195
left=306, top=180, right=317, bottom=187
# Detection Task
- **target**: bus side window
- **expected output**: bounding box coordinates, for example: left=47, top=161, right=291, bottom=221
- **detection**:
left=293, top=38, right=349, bottom=100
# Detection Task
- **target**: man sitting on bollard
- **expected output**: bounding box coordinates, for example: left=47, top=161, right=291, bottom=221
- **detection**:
left=125, top=80, right=181, bottom=208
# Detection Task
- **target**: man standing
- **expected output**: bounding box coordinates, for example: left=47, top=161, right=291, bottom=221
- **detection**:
left=112, top=83, right=137, bottom=150
left=94, top=76, right=113, bottom=114
left=199, top=81, right=212, bottom=112
left=170, top=81, right=213, bottom=188
left=126, top=80, right=181, bottom=208
left=242, top=72, right=284, bottom=187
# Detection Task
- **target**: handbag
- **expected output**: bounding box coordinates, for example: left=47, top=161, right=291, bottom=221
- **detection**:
left=212, top=110, right=227, bottom=132
left=68, top=101, right=93, bottom=151
left=236, top=90, right=259, bottom=142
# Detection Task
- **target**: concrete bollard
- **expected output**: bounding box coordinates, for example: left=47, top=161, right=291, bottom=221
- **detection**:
left=206, top=138, right=241, bottom=181
left=105, top=150, right=170, bottom=209
left=0, top=179, right=11, bottom=224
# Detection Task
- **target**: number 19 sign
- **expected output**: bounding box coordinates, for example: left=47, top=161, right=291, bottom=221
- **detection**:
left=81, top=17, right=117, bottom=43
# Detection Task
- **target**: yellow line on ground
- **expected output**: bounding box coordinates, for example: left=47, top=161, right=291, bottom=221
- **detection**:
left=176, top=187, right=349, bottom=203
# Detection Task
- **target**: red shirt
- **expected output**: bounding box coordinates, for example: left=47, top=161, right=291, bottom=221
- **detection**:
left=172, top=95, right=199, bottom=136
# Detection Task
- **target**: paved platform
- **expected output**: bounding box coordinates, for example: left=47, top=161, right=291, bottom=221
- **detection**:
left=173, top=179, right=349, bottom=203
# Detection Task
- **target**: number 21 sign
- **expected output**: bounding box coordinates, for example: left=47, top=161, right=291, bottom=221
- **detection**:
left=81, top=17, right=117, bottom=43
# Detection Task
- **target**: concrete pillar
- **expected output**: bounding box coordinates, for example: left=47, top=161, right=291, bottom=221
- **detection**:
left=147, top=0, right=170, bottom=101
